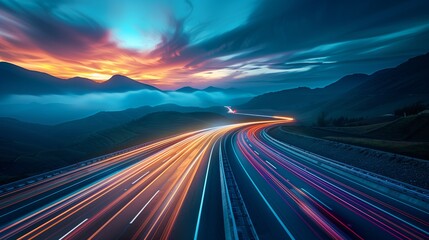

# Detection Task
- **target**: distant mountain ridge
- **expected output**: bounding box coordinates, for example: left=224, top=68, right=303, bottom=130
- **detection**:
left=0, top=62, right=245, bottom=96
left=241, top=52, right=429, bottom=121
left=241, top=73, right=370, bottom=112
left=325, top=53, right=429, bottom=116
left=176, top=86, right=199, bottom=93
left=0, top=62, right=160, bottom=95
left=0, top=62, right=254, bottom=124
left=175, top=85, right=244, bottom=94
left=103, top=75, right=159, bottom=91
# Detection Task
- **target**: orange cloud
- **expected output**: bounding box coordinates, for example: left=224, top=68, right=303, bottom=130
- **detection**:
left=0, top=3, right=223, bottom=90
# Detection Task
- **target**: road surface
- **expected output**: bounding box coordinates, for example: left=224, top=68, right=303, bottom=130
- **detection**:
left=1, top=120, right=428, bottom=239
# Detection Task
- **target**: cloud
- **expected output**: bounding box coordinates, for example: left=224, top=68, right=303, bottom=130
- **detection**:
left=1, top=0, right=429, bottom=91
left=0, top=1, right=107, bottom=58
left=176, top=0, right=429, bottom=86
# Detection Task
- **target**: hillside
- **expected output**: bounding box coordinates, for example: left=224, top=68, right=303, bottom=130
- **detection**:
left=0, top=111, right=232, bottom=184
left=53, top=104, right=225, bottom=140
left=241, top=73, right=370, bottom=113
left=324, top=53, right=429, bottom=117
left=241, top=53, right=429, bottom=121
left=71, top=111, right=231, bottom=154
left=0, top=103, right=225, bottom=148
left=362, top=114, right=429, bottom=142
left=279, top=113, right=429, bottom=160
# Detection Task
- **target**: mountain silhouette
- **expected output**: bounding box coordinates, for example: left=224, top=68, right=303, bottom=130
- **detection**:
left=241, top=52, right=429, bottom=119
left=175, top=86, right=245, bottom=94
left=241, top=73, right=370, bottom=111
left=103, top=75, right=159, bottom=91
left=176, top=86, right=199, bottom=93
left=0, top=62, right=160, bottom=95
left=325, top=52, right=429, bottom=116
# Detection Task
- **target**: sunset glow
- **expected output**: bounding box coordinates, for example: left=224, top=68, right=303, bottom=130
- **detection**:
left=1, top=1, right=429, bottom=91
left=1, top=1, right=429, bottom=239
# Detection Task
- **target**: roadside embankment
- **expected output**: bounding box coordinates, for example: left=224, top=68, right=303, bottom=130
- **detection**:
left=268, top=126, right=429, bottom=190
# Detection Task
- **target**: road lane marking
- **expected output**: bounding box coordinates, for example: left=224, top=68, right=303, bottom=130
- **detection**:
left=194, top=144, right=215, bottom=240
left=132, top=171, right=150, bottom=185
left=265, top=161, right=277, bottom=170
left=232, top=144, right=295, bottom=240
left=129, top=190, right=160, bottom=224
left=254, top=150, right=259, bottom=155
left=58, top=218, right=88, bottom=240
left=0, top=163, right=135, bottom=219
left=262, top=131, right=429, bottom=234
left=301, top=188, right=332, bottom=211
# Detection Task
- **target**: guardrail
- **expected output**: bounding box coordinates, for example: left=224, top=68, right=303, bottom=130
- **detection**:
left=262, top=129, right=429, bottom=209
left=0, top=127, right=218, bottom=195
left=0, top=140, right=153, bottom=194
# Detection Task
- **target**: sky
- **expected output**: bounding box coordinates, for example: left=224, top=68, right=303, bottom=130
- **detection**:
left=1, top=0, right=429, bottom=92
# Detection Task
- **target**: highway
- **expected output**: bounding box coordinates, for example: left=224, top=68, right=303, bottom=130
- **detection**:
left=1, top=120, right=428, bottom=239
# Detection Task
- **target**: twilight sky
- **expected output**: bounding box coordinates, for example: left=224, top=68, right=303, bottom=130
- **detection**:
left=1, top=0, right=429, bottom=92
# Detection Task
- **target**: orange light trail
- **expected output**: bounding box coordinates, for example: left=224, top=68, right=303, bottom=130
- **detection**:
left=1, top=121, right=273, bottom=240
left=1, top=117, right=427, bottom=240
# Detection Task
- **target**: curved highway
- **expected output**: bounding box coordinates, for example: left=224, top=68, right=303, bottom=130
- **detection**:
left=0, top=120, right=428, bottom=239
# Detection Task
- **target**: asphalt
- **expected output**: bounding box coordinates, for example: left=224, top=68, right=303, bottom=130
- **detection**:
left=0, top=121, right=428, bottom=239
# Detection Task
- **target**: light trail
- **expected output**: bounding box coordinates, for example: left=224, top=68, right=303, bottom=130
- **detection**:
left=224, top=106, right=294, bottom=121
left=235, top=112, right=292, bottom=120
left=129, top=190, right=160, bottom=224
left=131, top=171, right=150, bottom=185
left=58, top=218, right=88, bottom=240
left=230, top=122, right=429, bottom=239
left=0, top=117, right=427, bottom=239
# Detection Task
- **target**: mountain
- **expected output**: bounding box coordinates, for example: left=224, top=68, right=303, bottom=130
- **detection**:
left=0, top=62, right=160, bottom=95
left=322, top=74, right=369, bottom=93
left=241, top=73, right=370, bottom=112
left=176, top=86, right=199, bottom=93
left=324, top=53, right=429, bottom=117
left=0, top=62, right=84, bottom=95
left=0, top=61, right=246, bottom=96
left=103, top=75, right=159, bottom=91
left=241, top=52, right=429, bottom=120
left=176, top=86, right=246, bottom=94
left=203, top=86, right=226, bottom=92
left=203, top=86, right=245, bottom=94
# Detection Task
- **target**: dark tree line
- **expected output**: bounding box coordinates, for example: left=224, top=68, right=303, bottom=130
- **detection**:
left=316, top=112, right=363, bottom=127
left=394, top=101, right=426, bottom=117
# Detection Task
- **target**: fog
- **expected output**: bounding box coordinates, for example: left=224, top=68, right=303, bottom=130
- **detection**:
left=0, top=89, right=253, bottom=124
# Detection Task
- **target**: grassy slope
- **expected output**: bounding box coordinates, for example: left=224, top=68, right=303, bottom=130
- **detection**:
left=282, top=114, right=429, bottom=159
left=70, top=111, right=232, bottom=155
left=0, top=111, right=232, bottom=184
